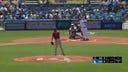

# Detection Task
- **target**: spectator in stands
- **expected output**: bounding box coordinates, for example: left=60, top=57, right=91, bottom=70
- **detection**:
left=102, top=16, right=107, bottom=22
left=102, top=5, right=108, bottom=12
left=25, top=14, right=32, bottom=20
left=18, top=0, right=25, bottom=5
left=30, top=11, right=37, bottom=19
left=107, top=0, right=113, bottom=12
left=0, top=0, right=2, bottom=5
left=16, top=13, right=24, bottom=19
left=0, top=2, right=126, bottom=22
left=40, top=11, right=46, bottom=19
left=45, top=12, right=53, bottom=19
left=109, top=15, right=115, bottom=22
left=113, top=0, right=119, bottom=11
left=10, top=14, right=17, bottom=19
left=120, top=5, right=125, bottom=16
left=65, top=9, right=72, bottom=19
left=95, top=15, right=99, bottom=20
left=46, top=0, right=50, bottom=5
left=87, top=0, right=91, bottom=4
left=73, top=7, right=81, bottom=19
left=86, top=14, right=90, bottom=19
left=61, top=11, right=66, bottom=19
left=53, top=11, right=59, bottom=19
left=42, top=0, right=45, bottom=4
left=107, top=0, right=112, bottom=5
left=58, top=11, right=62, bottom=19
left=0, top=14, right=4, bottom=20
left=8, top=0, right=12, bottom=4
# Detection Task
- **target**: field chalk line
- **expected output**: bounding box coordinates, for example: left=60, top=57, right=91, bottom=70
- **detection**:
left=66, top=39, right=97, bottom=42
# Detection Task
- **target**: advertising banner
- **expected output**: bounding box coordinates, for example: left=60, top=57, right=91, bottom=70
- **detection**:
left=4, top=20, right=25, bottom=30
left=56, top=20, right=71, bottom=29
left=26, top=20, right=56, bottom=30
left=87, top=20, right=101, bottom=29
left=101, top=22, right=122, bottom=29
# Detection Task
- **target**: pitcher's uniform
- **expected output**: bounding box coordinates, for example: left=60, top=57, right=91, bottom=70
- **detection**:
left=52, top=30, right=65, bottom=56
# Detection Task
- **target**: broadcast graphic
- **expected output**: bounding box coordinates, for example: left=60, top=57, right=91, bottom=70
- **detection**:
left=92, top=56, right=122, bottom=64
left=0, top=0, right=128, bottom=72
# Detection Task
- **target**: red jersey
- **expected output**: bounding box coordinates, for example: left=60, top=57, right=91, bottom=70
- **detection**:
left=52, top=31, right=60, bottom=39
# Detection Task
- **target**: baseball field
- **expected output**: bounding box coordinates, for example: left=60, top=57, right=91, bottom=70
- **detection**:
left=0, top=30, right=128, bottom=72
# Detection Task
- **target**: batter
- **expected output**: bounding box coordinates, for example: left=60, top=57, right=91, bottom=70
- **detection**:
left=79, top=17, right=89, bottom=41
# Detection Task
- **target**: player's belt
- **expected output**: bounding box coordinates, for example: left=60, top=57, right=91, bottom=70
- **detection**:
left=55, top=38, right=60, bottom=40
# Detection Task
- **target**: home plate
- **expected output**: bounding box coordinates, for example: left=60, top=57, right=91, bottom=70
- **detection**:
left=70, top=40, right=77, bottom=41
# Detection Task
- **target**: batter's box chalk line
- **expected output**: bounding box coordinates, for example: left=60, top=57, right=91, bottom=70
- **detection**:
left=64, top=32, right=96, bottom=36
left=88, top=32, right=96, bottom=35
left=111, top=42, right=128, bottom=44
left=66, top=39, right=97, bottom=42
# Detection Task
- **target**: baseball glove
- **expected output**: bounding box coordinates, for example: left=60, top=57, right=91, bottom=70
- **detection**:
left=51, top=42, right=54, bottom=45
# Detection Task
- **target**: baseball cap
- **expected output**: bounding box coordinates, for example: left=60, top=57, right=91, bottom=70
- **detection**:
left=71, top=24, right=74, bottom=25
left=53, top=27, right=57, bottom=31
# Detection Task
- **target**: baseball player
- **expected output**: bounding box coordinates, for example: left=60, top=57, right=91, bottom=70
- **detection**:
left=51, top=28, right=66, bottom=56
left=69, top=24, right=82, bottom=39
left=79, top=17, right=89, bottom=41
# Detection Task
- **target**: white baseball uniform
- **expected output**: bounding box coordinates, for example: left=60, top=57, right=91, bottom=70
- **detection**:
left=79, top=19, right=88, bottom=40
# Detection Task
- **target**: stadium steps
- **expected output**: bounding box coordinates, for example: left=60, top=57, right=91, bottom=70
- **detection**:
left=25, top=0, right=39, bottom=4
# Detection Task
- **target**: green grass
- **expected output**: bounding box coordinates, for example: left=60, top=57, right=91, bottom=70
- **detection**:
left=0, top=31, right=52, bottom=43
left=0, top=44, right=128, bottom=72
left=0, top=30, right=128, bottom=72
left=0, top=30, right=128, bottom=43
left=92, top=30, right=128, bottom=37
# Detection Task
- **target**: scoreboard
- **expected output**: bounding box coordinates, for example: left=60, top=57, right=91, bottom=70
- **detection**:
left=92, top=56, right=122, bottom=64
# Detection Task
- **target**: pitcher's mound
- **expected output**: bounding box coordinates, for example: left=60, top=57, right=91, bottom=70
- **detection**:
left=14, top=56, right=91, bottom=63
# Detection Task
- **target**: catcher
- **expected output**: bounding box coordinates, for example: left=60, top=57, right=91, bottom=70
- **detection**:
left=69, top=24, right=82, bottom=39
left=51, top=28, right=66, bottom=56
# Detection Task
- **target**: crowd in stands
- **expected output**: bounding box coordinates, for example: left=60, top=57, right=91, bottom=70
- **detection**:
left=0, top=0, right=126, bottom=22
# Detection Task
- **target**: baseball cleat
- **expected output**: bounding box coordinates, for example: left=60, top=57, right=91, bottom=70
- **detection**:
left=81, top=38, right=89, bottom=41
left=85, top=38, right=89, bottom=41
